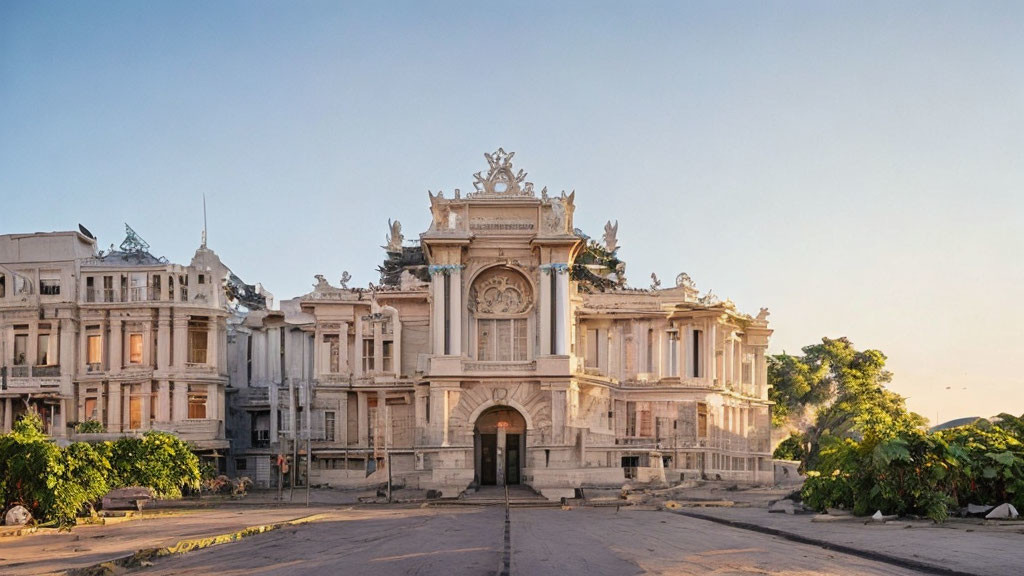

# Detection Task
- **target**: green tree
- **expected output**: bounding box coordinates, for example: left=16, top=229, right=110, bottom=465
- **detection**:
left=98, top=431, right=201, bottom=498
left=0, top=413, right=110, bottom=529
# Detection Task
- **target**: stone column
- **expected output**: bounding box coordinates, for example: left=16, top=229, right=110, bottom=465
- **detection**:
left=78, top=321, right=89, bottom=373
left=141, top=388, right=151, bottom=430
left=157, top=380, right=170, bottom=421
left=431, top=274, right=445, bottom=355
left=357, top=392, right=369, bottom=446
left=108, top=382, right=122, bottom=432
left=157, top=310, right=170, bottom=371
left=207, top=383, right=220, bottom=423
left=338, top=393, right=349, bottom=445
left=173, top=381, right=187, bottom=421
left=338, top=322, right=349, bottom=374
left=172, top=315, right=188, bottom=368
left=706, top=322, right=717, bottom=386
left=110, top=317, right=123, bottom=374
left=2, top=399, right=12, bottom=433
left=428, top=386, right=445, bottom=445
left=143, top=318, right=154, bottom=367
left=354, top=316, right=363, bottom=377
left=554, top=267, right=569, bottom=355
left=449, top=268, right=462, bottom=355
left=539, top=268, right=552, bottom=355
left=208, top=321, right=219, bottom=368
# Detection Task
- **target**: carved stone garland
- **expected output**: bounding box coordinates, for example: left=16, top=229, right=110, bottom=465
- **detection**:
left=469, top=273, right=533, bottom=315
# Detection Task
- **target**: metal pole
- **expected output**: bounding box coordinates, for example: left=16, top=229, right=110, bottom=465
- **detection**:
left=386, top=405, right=392, bottom=503
left=306, top=435, right=311, bottom=507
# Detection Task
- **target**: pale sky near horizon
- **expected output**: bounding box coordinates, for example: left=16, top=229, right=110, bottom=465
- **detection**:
left=2, top=1, right=1022, bottom=425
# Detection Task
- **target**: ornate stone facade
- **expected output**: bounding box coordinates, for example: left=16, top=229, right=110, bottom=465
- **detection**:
left=229, top=150, right=774, bottom=498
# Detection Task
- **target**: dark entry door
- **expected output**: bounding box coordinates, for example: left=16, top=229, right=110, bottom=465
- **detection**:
left=481, top=434, right=497, bottom=485
left=505, top=434, right=520, bottom=485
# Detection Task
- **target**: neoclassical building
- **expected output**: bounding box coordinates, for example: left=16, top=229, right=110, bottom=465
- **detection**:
left=0, top=225, right=268, bottom=460
left=228, top=150, right=774, bottom=498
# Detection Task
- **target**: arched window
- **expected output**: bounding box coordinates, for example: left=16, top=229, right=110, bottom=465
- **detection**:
left=469, top=267, right=533, bottom=361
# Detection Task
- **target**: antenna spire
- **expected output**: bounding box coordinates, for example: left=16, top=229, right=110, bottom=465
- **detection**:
left=202, top=194, right=208, bottom=248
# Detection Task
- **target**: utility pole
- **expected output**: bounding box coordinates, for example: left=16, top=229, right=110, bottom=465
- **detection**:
left=386, top=404, right=392, bottom=503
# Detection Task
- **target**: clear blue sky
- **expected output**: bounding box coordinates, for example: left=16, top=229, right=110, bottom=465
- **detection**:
left=2, top=1, right=1022, bottom=423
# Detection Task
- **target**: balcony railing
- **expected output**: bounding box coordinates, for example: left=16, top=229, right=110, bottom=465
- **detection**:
left=85, top=288, right=117, bottom=303
left=34, top=365, right=61, bottom=377
left=7, top=365, right=61, bottom=378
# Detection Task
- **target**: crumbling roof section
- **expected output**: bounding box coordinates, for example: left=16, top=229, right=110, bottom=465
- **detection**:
left=378, top=245, right=429, bottom=287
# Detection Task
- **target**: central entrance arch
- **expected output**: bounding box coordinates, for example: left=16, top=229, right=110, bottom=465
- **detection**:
left=474, top=405, right=527, bottom=486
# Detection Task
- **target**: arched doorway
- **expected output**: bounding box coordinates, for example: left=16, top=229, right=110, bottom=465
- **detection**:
left=474, top=405, right=527, bottom=486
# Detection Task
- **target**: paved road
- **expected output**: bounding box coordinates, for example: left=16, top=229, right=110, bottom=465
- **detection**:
left=136, top=507, right=924, bottom=576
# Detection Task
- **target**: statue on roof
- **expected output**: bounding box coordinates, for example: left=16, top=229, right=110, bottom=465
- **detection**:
left=650, top=273, right=661, bottom=290
left=339, top=271, right=352, bottom=289
left=386, top=219, right=403, bottom=252
left=603, top=220, right=619, bottom=253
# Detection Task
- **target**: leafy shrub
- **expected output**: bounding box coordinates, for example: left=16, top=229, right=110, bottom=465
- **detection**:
left=75, top=419, right=106, bottom=434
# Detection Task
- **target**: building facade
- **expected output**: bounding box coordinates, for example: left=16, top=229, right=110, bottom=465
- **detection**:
left=227, top=150, right=774, bottom=498
left=0, top=225, right=268, bottom=461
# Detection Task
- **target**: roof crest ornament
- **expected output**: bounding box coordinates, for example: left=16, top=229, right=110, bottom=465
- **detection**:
left=469, top=148, right=535, bottom=197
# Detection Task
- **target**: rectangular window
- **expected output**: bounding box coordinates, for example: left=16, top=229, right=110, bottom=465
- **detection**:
left=639, top=402, right=653, bottom=437
left=37, top=334, right=50, bottom=365
left=477, top=319, right=528, bottom=361
left=129, top=272, right=147, bottom=301
left=13, top=334, right=28, bottom=365
left=188, top=390, right=207, bottom=419
left=88, top=335, right=102, bottom=366
left=84, top=398, right=97, bottom=420
left=626, top=401, right=637, bottom=436
left=188, top=318, right=208, bottom=363
left=362, top=339, right=374, bottom=372
left=236, top=458, right=247, bottom=471
left=585, top=328, right=599, bottom=368
left=39, top=272, right=61, bottom=296
left=0, top=274, right=5, bottom=298
left=324, top=411, right=336, bottom=442
left=129, top=333, right=143, bottom=364
left=382, top=341, right=393, bottom=372
left=129, top=396, right=142, bottom=429
left=697, top=403, right=708, bottom=438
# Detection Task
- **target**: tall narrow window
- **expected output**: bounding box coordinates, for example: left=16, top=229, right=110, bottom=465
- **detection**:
left=697, top=403, right=708, bottom=438
left=129, top=333, right=143, bottom=364
left=324, top=411, right=336, bottom=442
left=88, top=335, right=102, bottom=366
left=585, top=328, right=600, bottom=368
left=13, top=334, right=27, bottom=365
left=382, top=341, right=393, bottom=372
left=646, top=328, right=654, bottom=372
left=362, top=339, right=374, bottom=372
left=691, top=330, right=703, bottom=378
left=0, top=274, right=5, bottom=298
left=84, top=398, right=97, bottom=420
left=188, top=318, right=208, bottom=364
left=129, top=272, right=147, bottom=301
left=37, top=333, right=50, bottom=365
left=129, top=396, right=143, bottom=429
